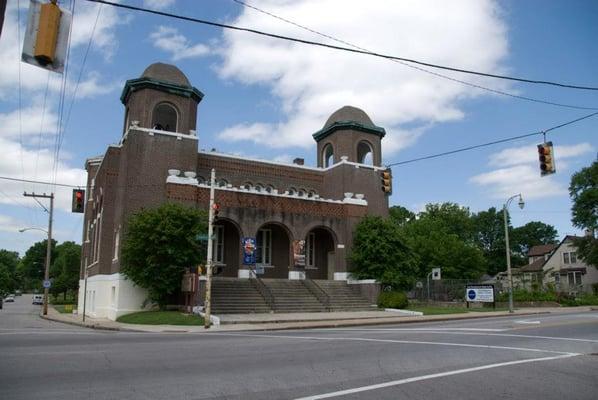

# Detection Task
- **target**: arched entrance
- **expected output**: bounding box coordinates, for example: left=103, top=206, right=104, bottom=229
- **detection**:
left=304, top=227, right=336, bottom=280
left=212, top=219, right=241, bottom=278
left=255, top=223, right=291, bottom=279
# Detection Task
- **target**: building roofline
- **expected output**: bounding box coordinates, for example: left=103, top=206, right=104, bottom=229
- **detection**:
left=120, top=77, right=204, bottom=104
left=312, top=120, right=386, bottom=142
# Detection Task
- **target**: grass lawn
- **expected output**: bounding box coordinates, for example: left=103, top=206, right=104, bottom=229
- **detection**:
left=117, top=311, right=205, bottom=325
left=52, top=304, right=75, bottom=314
left=406, top=306, right=509, bottom=315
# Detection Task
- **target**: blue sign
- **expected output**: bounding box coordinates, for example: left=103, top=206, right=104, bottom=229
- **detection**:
left=43, top=279, right=52, bottom=289
left=242, top=237, right=256, bottom=265
left=467, top=289, right=476, bottom=300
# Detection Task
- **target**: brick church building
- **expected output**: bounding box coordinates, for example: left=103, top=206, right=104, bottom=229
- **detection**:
left=78, top=63, right=390, bottom=320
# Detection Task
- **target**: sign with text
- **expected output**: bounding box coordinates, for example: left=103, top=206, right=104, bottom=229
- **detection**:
left=465, top=284, right=495, bottom=303
left=242, top=237, right=256, bottom=265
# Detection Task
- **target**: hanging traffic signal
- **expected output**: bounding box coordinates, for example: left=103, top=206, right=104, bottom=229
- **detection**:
left=381, top=169, right=392, bottom=194
left=34, top=1, right=62, bottom=66
left=537, top=141, right=556, bottom=176
left=71, top=189, right=85, bottom=213
left=212, top=203, right=220, bottom=222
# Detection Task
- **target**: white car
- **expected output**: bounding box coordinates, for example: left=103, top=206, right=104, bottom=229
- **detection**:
left=32, top=294, right=43, bottom=305
left=4, top=295, right=15, bottom=302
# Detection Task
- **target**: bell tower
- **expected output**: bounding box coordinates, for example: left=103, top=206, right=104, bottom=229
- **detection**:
left=120, top=62, right=204, bottom=135
left=313, top=106, right=385, bottom=168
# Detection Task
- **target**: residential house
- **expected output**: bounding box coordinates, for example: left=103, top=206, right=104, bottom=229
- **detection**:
left=542, top=236, right=598, bottom=294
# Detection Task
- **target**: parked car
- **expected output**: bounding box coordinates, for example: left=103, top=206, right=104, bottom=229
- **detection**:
left=32, top=294, right=43, bottom=305
left=15, top=290, right=22, bottom=296
left=0, top=297, right=3, bottom=309
left=5, top=295, right=15, bottom=302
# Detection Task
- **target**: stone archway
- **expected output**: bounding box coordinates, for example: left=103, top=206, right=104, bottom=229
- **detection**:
left=255, top=222, right=292, bottom=279
left=212, top=218, right=242, bottom=277
left=304, top=226, right=336, bottom=280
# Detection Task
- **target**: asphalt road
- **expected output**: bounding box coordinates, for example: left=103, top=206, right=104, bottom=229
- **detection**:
left=1, top=295, right=597, bottom=400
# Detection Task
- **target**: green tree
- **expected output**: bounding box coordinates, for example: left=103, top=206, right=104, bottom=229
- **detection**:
left=472, top=207, right=506, bottom=276
left=0, top=250, right=20, bottom=292
left=511, top=221, right=558, bottom=258
left=389, top=205, right=415, bottom=227
left=0, top=265, right=12, bottom=297
left=18, top=239, right=56, bottom=291
left=569, top=160, right=598, bottom=266
left=417, top=203, right=475, bottom=243
left=401, top=216, right=486, bottom=280
left=50, top=242, right=81, bottom=300
left=121, top=203, right=208, bottom=308
left=350, top=215, right=419, bottom=289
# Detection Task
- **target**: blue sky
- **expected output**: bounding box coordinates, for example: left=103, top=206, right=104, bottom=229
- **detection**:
left=0, top=0, right=596, bottom=256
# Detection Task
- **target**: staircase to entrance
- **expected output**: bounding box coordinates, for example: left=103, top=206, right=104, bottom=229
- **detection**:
left=209, top=277, right=375, bottom=314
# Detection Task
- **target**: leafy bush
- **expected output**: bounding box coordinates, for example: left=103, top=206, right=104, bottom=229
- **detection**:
left=378, top=291, right=408, bottom=309
left=496, top=289, right=557, bottom=302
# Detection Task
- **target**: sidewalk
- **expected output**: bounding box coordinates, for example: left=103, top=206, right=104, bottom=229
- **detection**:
left=41, top=305, right=596, bottom=333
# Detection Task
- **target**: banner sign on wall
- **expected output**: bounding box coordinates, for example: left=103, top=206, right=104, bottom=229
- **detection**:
left=465, top=284, right=495, bottom=303
left=242, top=237, right=256, bottom=265
left=293, top=239, right=306, bottom=267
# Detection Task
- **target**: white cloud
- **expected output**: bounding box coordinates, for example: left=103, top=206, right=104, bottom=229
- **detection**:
left=0, top=214, right=27, bottom=233
left=216, top=0, right=510, bottom=155
left=0, top=1, right=123, bottom=98
left=0, top=105, right=59, bottom=140
left=150, top=26, right=211, bottom=61
left=471, top=142, right=595, bottom=200
left=143, top=0, right=176, bottom=10
left=0, top=136, right=87, bottom=213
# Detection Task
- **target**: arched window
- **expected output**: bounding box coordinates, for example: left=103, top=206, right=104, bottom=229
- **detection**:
left=254, top=183, right=264, bottom=192
left=288, top=187, right=297, bottom=196
left=265, top=185, right=274, bottom=194
left=357, top=141, right=373, bottom=165
left=307, top=190, right=317, bottom=198
left=151, top=103, right=178, bottom=132
left=242, top=182, right=253, bottom=190
left=297, top=188, right=306, bottom=197
left=197, top=176, right=206, bottom=185
left=323, top=144, right=334, bottom=167
left=217, top=179, right=228, bottom=187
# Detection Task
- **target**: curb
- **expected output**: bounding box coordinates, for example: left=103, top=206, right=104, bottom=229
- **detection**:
left=40, top=312, right=143, bottom=333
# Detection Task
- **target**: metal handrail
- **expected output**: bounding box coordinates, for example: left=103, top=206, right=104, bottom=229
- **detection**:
left=304, top=278, right=331, bottom=311
left=249, top=269, right=275, bottom=311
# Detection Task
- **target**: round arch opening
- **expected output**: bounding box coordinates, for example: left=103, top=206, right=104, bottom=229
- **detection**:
left=357, top=141, right=374, bottom=165
left=151, top=103, right=178, bottom=132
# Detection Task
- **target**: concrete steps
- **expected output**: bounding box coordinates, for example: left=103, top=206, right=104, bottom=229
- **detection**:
left=210, top=278, right=375, bottom=314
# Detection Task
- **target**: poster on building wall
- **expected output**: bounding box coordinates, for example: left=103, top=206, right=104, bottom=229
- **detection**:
left=293, top=239, right=306, bottom=267
left=242, top=237, right=256, bottom=265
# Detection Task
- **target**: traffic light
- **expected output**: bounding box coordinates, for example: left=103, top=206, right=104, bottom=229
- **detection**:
left=34, top=1, right=62, bottom=66
left=537, top=141, right=556, bottom=176
left=212, top=203, right=220, bottom=222
left=71, top=189, right=85, bottom=213
left=380, top=169, right=392, bottom=194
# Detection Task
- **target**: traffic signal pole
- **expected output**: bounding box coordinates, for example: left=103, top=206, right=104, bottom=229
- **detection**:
left=204, top=168, right=216, bottom=329
left=23, top=192, right=54, bottom=316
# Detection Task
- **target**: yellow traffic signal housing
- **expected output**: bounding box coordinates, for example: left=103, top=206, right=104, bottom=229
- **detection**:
left=34, top=1, right=61, bottom=66
left=71, top=189, right=85, bottom=213
left=537, top=141, right=556, bottom=176
left=381, top=170, right=392, bottom=194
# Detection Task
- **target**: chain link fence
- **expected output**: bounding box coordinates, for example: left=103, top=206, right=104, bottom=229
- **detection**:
left=408, top=278, right=486, bottom=302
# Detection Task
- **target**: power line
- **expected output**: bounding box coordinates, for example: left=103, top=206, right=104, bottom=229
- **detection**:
left=230, top=0, right=597, bottom=111
left=386, top=111, right=598, bottom=167
left=1, top=111, right=596, bottom=187
left=86, top=0, right=598, bottom=92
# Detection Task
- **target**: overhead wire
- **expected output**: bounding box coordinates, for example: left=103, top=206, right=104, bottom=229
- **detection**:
left=385, top=111, right=598, bottom=167
left=230, top=0, right=597, bottom=111
left=84, top=0, right=598, bottom=93
left=1, top=108, right=596, bottom=187
left=58, top=1, right=103, bottom=164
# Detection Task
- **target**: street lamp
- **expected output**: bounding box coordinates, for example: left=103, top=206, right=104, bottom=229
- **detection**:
left=19, top=226, right=51, bottom=316
left=503, top=194, right=524, bottom=313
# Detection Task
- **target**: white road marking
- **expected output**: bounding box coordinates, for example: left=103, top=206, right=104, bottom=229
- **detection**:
left=515, top=320, right=541, bottom=324
left=315, top=328, right=598, bottom=344
left=214, top=332, right=578, bottom=355
left=293, top=353, right=578, bottom=400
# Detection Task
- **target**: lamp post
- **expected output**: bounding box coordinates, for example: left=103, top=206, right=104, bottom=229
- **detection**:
left=503, top=194, right=524, bottom=313
left=19, top=225, right=52, bottom=316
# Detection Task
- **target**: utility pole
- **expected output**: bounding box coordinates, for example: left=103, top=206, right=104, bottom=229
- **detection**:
left=23, top=192, right=54, bottom=316
left=204, top=169, right=216, bottom=329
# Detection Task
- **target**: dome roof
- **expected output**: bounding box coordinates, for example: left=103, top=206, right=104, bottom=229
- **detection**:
left=324, top=106, right=374, bottom=128
left=141, top=63, right=191, bottom=87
